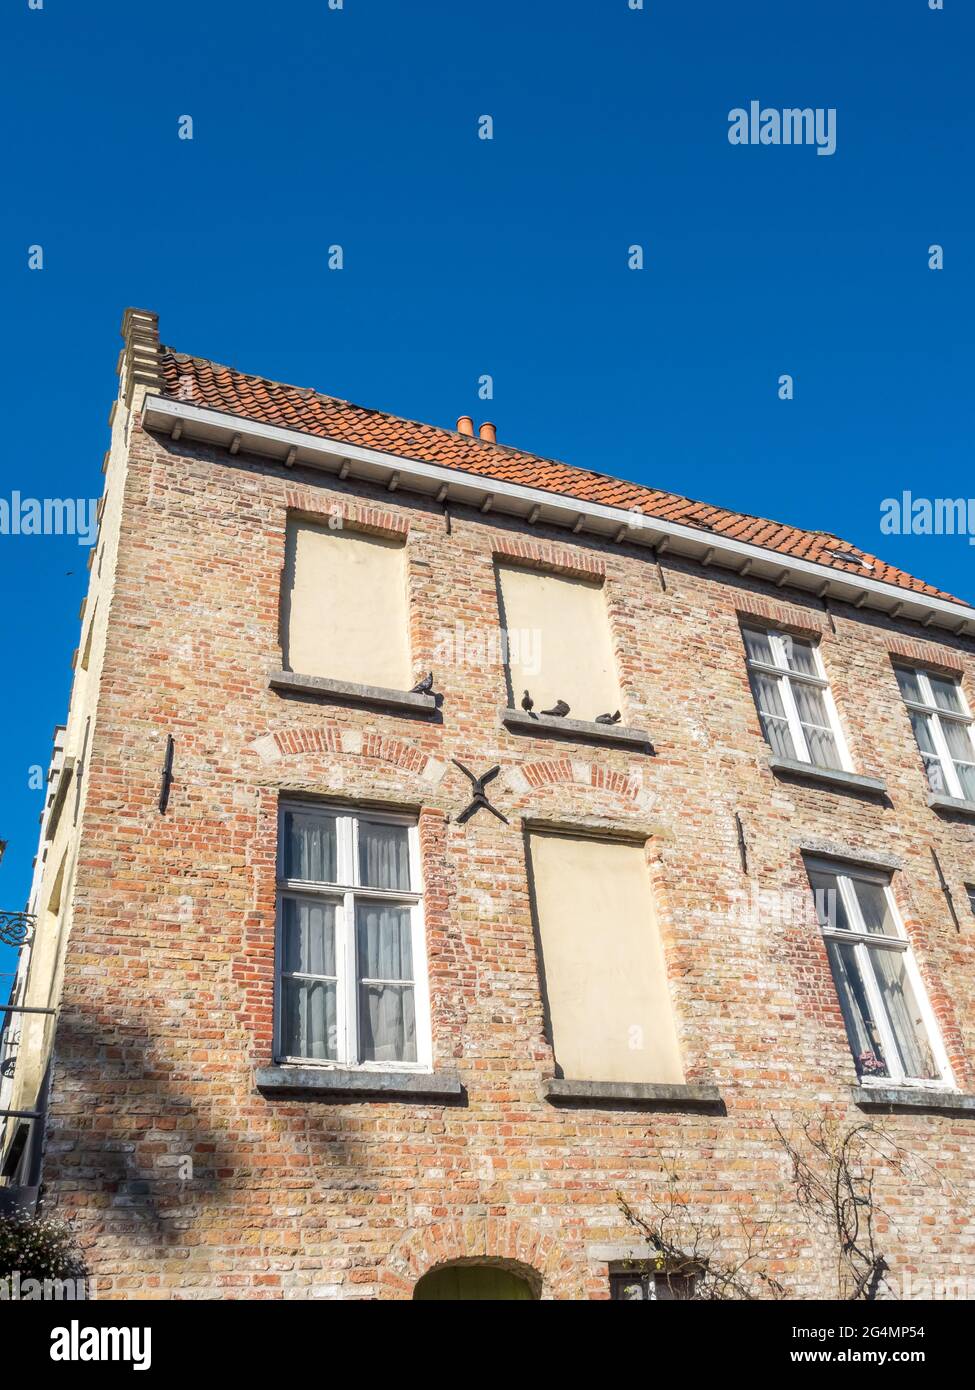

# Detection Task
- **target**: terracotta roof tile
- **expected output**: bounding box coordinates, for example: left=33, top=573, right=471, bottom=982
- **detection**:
left=158, top=348, right=967, bottom=607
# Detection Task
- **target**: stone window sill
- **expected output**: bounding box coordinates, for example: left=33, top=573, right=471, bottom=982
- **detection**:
left=768, top=755, right=886, bottom=796
left=544, top=1078, right=722, bottom=1109
left=852, top=1085, right=975, bottom=1114
left=927, top=793, right=975, bottom=820
left=255, top=1065, right=463, bottom=1100
left=269, top=670, right=436, bottom=715
left=501, top=707, right=654, bottom=752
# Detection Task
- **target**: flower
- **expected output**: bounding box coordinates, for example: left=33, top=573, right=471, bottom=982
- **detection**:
left=857, top=1049, right=886, bottom=1076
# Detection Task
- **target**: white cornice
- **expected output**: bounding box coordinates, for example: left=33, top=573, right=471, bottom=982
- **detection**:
left=141, top=394, right=975, bottom=638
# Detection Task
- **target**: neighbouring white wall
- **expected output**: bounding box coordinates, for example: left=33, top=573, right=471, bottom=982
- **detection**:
left=2, top=340, right=138, bottom=1171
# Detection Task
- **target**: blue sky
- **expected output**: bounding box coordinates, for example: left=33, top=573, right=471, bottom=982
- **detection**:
left=0, top=0, right=971, bottom=975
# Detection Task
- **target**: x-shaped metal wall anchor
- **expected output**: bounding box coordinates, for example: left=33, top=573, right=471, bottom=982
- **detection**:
left=451, top=760, right=509, bottom=825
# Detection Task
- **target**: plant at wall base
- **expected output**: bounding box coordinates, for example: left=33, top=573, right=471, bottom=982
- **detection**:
left=777, top=1114, right=971, bottom=1300
left=0, top=1205, right=88, bottom=1286
left=617, top=1162, right=790, bottom=1300
left=622, top=1119, right=964, bottom=1300
left=775, top=1117, right=895, bottom=1301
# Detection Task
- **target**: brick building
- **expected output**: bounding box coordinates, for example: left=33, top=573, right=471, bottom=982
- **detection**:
left=2, top=307, right=975, bottom=1300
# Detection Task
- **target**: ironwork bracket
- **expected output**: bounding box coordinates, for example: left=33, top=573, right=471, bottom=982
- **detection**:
left=0, top=913, right=35, bottom=949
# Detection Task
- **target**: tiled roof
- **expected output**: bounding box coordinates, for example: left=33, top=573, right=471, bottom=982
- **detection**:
left=159, top=348, right=966, bottom=607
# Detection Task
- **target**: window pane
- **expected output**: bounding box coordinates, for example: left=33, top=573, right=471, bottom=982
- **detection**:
left=608, top=1271, right=695, bottom=1300
left=940, top=718, right=975, bottom=764
left=868, top=948, right=940, bottom=1081
left=800, top=723, right=841, bottom=770
left=283, top=809, right=337, bottom=882
left=791, top=681, right=830, bottom=728
left=908, top=712, right=947, bottom=793
left=748, top=672, right=796, bottom=758
left=358, top=821, right=411, bottom=890
left=808, top=869, right=849, bottom=931
left=610, top=1274, right=650, bottom=1301
left=743, top=628, right=775, bottom=665
left=791, top=683, right=841, bottom=768
left=953, top=761, right=975, bottom=801
left=850, top=879, right=897, bottom=937
left=939, top=720, right=975, bottom=798
left=359, top=983, right=416, bottom=1063
left=929, top=675, right=964, bottom=714
left=282, top=977, right=337, bottom=1060
left=356, top=903, right=414, bottom=981
left=282, top=897, right=337, bottom=976
left=654, top=1273, right=695, bottom=1301
left=782, top=637, right=818, bottom=677
left=825, top=941, right=889, bottom=1078
left=908, top=709, right=938, bottom=756
left=895, top=667, right=923, bottom=703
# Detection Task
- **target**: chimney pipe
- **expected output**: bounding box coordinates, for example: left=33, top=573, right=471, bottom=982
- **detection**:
left=478, top=421, right=497, bottom=443
left=456, top=415, right=474, bottom=436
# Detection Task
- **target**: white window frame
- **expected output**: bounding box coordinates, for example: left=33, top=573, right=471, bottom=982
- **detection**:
left=743, top=626, right=852, bottom=770
left=895, top=665, right=975, bottom=802
left=806, top=857, right=953, bottom=1091
left=275, top=801, right=432, bottom=1072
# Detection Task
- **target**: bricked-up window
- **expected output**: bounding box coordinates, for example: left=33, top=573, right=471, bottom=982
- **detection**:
left=527, top=832, right=684, bottom=1085
left=281, top=519, right=412, bottom=691
left=496, top=563, right=621, bottom=721
left=276, top=803, right=431, bottom=1070
left=609, top=1269, right=696, bottom=1300
left=742, top=627, right=849, bottom=771
left=805, top=858, right=951, bottom=1088
left=894, top=666, right=975, bottom=802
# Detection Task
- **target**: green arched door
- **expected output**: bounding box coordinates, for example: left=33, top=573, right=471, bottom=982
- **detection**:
left=413, top=1265, right=536, bottom=1300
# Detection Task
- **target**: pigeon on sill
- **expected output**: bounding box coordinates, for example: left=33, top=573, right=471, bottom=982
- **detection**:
left=595, top=710, right=621, bottom=725
left=521, top=690, right=536, bottom=717
left=410, top=672, right=434, bottom=694
left=541, top=699, right=570, bottom=718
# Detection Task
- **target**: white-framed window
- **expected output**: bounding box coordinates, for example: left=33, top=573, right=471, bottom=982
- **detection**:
left=805, top=858, right=951, bottom=1089
left=894, top=666, right=975, bottom=803
left=275, top=801, right=431, bottom=1071
left=742, top=626, right=849, bottom=771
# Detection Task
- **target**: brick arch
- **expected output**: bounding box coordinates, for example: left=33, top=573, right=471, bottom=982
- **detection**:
left=508, top=759, right=652, bottom=810
left=247, top=724, right=447, bottom=784
left=382, top=1216, right=585, bottom=1300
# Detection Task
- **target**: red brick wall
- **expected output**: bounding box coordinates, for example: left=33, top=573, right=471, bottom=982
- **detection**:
left=45, top=416, right=975, bottom=1299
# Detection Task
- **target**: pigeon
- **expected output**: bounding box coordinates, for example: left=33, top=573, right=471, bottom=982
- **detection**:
left=410, top=672, right=434, bottom=694
left=521, top=690, right=536, bottom=717
left=595, top=710, right=621, bottom=725
left=541, top=699, right=570, bottom=718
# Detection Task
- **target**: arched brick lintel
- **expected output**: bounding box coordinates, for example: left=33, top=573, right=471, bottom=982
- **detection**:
left=248, top=725, right=448, bottom=785
left=382, top=1216, right=587, bottom=1301
left=508, top=759, right=651, bottom=810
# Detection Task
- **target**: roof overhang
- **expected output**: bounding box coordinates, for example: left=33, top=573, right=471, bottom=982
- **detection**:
left=141, top=394, right=975, bottom=639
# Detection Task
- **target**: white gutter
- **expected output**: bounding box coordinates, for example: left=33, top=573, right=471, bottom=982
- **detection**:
left=141, top=394, right=975, bottom=638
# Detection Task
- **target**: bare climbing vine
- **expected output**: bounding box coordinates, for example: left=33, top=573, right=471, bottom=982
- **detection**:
left=620, top=1115, right=961, bottom=1300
